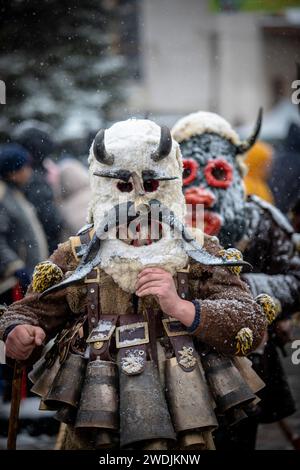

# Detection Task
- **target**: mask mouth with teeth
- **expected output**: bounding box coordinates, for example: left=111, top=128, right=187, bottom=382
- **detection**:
left=41, top=119, right=250, bottom=297
left=172, top=110, right=262, bottom=246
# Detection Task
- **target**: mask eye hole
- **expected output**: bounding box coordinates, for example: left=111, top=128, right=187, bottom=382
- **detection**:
left=117, top=181, right=133, bottom=192
left=183, top=159, right=199, bottom=186
left=183, top=167, right=191, bottom=179
left=204, top=158, right=233, bottom=188
left=144, top=179, right=159, bottom=192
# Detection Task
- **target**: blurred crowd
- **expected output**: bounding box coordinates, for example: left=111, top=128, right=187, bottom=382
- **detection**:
left=0, top=122, right=92, bottom=306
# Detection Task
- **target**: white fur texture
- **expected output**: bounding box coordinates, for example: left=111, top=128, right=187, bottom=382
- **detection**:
left=100, top=237, right=188, bottom=293
left=172, top=111, right=240, bottom=146
left=88, top=119, right=190, bottom=292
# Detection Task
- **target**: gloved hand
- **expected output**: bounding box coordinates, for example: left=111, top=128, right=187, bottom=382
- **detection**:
left=14, top=268, right=31, bottom=294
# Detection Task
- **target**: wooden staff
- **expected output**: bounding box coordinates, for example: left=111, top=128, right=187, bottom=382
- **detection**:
left=54, top=423, right=67, bottom=450
left=7, top=361, right=23, bottom=450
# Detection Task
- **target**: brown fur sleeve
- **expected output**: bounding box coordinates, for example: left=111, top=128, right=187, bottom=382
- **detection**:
left=189, top=236, right=267, bottom=355
left=0, top=240, right=78, bottom=340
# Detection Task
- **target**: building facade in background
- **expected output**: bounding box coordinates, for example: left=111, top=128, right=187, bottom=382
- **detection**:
left=124, top=0, right=300, bottom=127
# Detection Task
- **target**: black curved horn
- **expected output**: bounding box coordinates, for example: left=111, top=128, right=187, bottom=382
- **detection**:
left=93, top=129, right=114, bottom=165
left=151, top=126, right=172, bottom=162
left=236, top=108, right=263, bottom=154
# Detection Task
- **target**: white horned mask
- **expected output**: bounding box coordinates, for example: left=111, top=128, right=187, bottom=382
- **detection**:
left=87, top=119, right=189, bottom=292
left=88, top=119, right=185, bottom=229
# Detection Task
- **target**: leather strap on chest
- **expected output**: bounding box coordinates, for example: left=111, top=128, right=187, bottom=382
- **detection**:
left=80, top=231, right=117, bottom=362
left=177, top=271, right=189, bottom=301
left=163, top=271, right=197, bottom=372
left=85, top=269, right=118, bottom=361
left=116, top=313, right=149, bottom=375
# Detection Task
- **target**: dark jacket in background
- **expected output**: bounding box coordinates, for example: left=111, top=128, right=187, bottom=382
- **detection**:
left=14, top=125, right=64, bottom=252
left=239, top=195, right=300, bottom=423
left=24, top=171, right=64, bottom=253
left=0, top=180, right=48, bottom=294
left=241, top=195, right=300, bottom=317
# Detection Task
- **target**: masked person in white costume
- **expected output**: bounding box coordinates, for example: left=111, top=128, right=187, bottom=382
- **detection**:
left=0, top=119, right=267, bottom=450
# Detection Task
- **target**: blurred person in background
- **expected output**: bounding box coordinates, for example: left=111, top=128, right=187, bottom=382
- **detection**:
left=0, top=144, right=48, bottom=405
left=13, top=122, right=64, bottom=252
left=243, top=141, right=274, bottom=204
left=56, top=158, right=91, bottom=239
left=0, top=144, right=48, bottom=305
left=270, top=123, right=300, bottom=214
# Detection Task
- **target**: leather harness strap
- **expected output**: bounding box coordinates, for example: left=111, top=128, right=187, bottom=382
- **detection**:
left=85, top=268, right=100, bottom=331
left=85, top=269, right=118, bottom=362
left=116, top=313, right=149, bottom=375
left=177, top=271, right=190, bottom=301
left=79, top=233, right=117, bottom=362
left=145, top=309, right=163, bottom=366
left=162, top=271, right=197, bottom=372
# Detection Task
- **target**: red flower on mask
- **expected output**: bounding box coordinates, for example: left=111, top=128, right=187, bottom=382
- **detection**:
left=204, top=158, right=233, bottom=189
left=183, top=159, right=199, bottom=186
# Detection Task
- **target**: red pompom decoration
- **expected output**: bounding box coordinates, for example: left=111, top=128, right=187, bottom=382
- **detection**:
left=204, top=158, right=233, bottom=189
left=183, top=159, right=199, bottom=186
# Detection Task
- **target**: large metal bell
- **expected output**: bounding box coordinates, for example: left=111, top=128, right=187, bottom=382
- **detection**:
left=225, top=407, right=248, bottom=427
left=28, top=356, right=48, bottom=385
left=75, top=359, right=119, bottom=430
left=165, top=357, right=218, bottom=434
left=178, top=431, right=206, bottom=450
left=233, top=356, right=265, bottom=394
left=44, top=353, right=86, bottom=408
left=120, top=360, right=175, bottom=448
left=201, top=351, right=256, bottom=414
left=54, top=404, right=78, bottom=425
left=31, top=356, right=61, bottom=398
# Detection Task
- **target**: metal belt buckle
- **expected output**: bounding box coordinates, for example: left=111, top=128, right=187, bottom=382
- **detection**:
left=86, top=320, right=116, bottom=344
left=177, top=264, right=190, bottom=274
left=162, top=317, right=188, bottom=337
left=116, top=322, right=149, bottom=349
left=84, top=267, right=100, bottom=284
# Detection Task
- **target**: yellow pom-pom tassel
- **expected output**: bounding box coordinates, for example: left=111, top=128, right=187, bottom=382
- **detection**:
left=32, top=261, right=64, bottom=293
left=255, top=293, right=277, bottom=325
left=235, top=327, right=253, bottom=355
left=219, top=248, right=243, bottom=275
